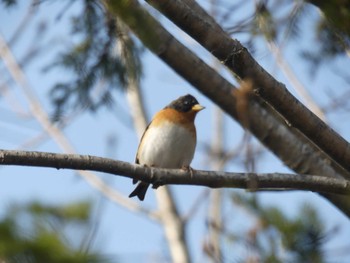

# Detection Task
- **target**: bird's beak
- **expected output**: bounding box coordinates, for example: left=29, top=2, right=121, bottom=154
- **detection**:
left=192, top=104, right=205, bottom=112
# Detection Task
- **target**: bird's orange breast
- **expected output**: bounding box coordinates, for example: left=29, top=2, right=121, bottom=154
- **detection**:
left=151, top=108, right=197, bottom=136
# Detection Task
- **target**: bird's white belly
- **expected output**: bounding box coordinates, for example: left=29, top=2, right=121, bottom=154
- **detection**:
left=138, top=122, right=196, bottom=168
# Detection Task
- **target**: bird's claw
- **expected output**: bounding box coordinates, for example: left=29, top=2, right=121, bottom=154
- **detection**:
left=152, top=178, right=164, bottom=189
left=182, top=165, right=194, bottom=178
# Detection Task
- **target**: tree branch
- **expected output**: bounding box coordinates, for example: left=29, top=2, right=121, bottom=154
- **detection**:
left=103, top=0, right=350, bottom=217
left=146, top=0, right=350, bottom=178
left=1, top=149, right=349, bottom=195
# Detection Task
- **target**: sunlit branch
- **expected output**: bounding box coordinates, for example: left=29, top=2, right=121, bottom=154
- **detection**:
left=145, top=0, right=350, bottom=178
left=103, top=0, right=350, bottom=217
left=1, top=149, right=349, bottom=195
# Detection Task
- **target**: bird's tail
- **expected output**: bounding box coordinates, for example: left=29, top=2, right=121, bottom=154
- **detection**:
left=129, top=182, right=150, bottom=201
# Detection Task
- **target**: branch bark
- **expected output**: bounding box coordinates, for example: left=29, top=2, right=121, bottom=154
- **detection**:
left=1, top=149, right=349, bottom=195
left=145, top=0, right=350, bottom=178
left=103, top=0, right=350, bottom=217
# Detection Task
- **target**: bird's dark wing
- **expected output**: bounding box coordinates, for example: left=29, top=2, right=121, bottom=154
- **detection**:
left=133, top=121, right=152, bottom=184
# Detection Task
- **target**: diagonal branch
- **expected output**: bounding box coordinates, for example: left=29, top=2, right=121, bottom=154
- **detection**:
left=103, top=0, right=350, bottom=217
left=0, top=149, right=349, bottom=195
left=145, top=0, right=350, bottom=177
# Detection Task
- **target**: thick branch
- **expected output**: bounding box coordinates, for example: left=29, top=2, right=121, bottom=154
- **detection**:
left=1, top=149, right=349, bottom=195
left=146, top=0, right=350, bottom=178
left=104, top=0, right=342, bottom=178
left=104, top=0, right=350, bottom=217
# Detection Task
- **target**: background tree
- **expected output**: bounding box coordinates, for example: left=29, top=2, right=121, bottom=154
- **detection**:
left=0, top=0, right=349, bottom=262
left=0, top=200, right=108, bottom=263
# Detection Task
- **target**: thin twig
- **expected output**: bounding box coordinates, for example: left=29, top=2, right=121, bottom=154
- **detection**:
left=266, top=40, right=326, bottom=121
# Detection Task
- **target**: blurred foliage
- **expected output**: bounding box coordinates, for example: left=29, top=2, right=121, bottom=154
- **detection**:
left=45, top=0, right=141, bottom=121
left=251, top=0, right=308, bottom=42
left=241, top=0, right=350, bottom=68
left=307, top=0, right=350, bottom=37
left=0, top=1, right=349, bottom=261
left=1, top=0, right=142, bottom=120
left=1, top=0, right=348, bottom=116
left=1, top=0, right=16, bottom=8
left=0, top=200, right=110, bottom=263
left=229, top=193, right=330, bottom=263
left=253, top=1, right=277, bottom=42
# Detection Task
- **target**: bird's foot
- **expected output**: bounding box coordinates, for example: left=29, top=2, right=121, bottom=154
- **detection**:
left=133, top=163, right=149, bottom=184
left=150, top=165, right=164, bottom=189
left=182, top=165, right=195, bottom=178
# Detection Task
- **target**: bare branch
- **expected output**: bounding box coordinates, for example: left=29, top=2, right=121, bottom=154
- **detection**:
left=103, top=0, right=350, bottom=217
left=145, top=0, right=350, bottom=178
left=1, top=149, right=349, bottom=195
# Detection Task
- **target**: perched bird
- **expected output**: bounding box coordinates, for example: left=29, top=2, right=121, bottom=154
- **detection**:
left=129, top=94, right=204, bottom=201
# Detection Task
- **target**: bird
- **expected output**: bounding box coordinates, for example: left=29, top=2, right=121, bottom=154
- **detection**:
left=129, top=94, right=204, bottom=201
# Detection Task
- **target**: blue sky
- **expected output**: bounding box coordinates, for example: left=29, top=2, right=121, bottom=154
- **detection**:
left=1, top=0, right=350, bottom=262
